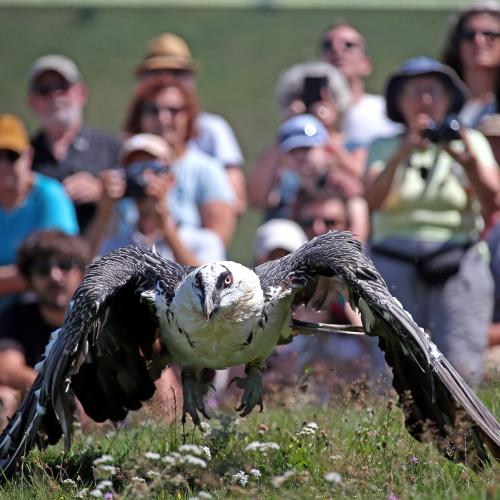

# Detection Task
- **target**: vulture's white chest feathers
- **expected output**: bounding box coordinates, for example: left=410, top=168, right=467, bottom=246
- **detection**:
left=155, top=261, right=289, bottom=369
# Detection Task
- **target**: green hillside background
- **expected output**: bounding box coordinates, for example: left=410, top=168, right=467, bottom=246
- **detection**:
left=0, top=7, right=456, bottom=263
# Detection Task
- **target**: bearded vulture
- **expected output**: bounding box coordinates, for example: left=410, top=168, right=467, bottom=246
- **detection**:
left=0, top=231, right=499, bottom=477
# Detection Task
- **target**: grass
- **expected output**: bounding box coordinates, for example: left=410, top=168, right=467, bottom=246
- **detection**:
left=1, top=373, right=499, bottom=499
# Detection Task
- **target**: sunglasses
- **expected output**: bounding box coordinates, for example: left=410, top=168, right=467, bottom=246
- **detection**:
left=402, top=85, right=446, bottom=100
left=142, top=103, right=186, bottom=116
left=31, top=258, right=82, bottom=277
left=300, top=217, right=344, bottom=229
left=321, top=39, right=362, bottom=52
left=459, top=29, right=500, bottom=42
left=31, top=80, right=72, bottom=96
left=0, top=150, right=20, bottom=163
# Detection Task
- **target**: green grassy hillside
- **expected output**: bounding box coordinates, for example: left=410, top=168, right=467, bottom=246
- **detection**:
left=0, top=7, right=454, bottom=262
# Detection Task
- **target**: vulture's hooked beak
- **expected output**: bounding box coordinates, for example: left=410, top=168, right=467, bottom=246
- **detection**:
left=203, top=292, right=220, bottom=320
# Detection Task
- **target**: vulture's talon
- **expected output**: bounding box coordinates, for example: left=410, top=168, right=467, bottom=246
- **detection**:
left=232, top=366, right=264, bottom=417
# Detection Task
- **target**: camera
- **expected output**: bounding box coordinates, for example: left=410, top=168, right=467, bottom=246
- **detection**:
left=422, top=115, right=462, bottom=144
left=121, top=160, right=170, bottom=199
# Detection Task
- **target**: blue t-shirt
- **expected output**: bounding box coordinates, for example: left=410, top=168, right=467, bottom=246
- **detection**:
left=168, top=146, right=234, bottom=228
left=0, top=173, right=78, bottom=266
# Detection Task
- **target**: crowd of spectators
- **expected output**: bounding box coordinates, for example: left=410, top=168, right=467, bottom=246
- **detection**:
left=1, top=0, right=500, bottom=424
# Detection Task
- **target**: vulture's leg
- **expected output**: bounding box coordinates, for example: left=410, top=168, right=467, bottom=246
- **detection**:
left=181, top=367, right=211, bottom=427
left=230, top=360, right=264, bottom=416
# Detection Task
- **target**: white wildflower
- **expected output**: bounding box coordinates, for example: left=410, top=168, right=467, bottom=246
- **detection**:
left=324, top=471, right=342, bottom=484
left=146, top=470, right=161, bottom=478
left=98, top=465, right=117, bottom=474
left=305, top=422, right=319, bottom=430
left=198, top=493, right=213, bottom=499
left=90, top=489, right=103, bottom=498
left=271, top=469, right=295, bottom=488
left=97, top=480, right=113, bottom=489
left=162, top=455, right=177, bottom=466
left=62, top=478, right=77, bottom=486
left=329, top=454, right=342, bottom=460
left=93, top=454, right=113, bottom=465
left=244, top=441, right=280, bottom=452
left=180, top=454, right=207, bottom=468
left=179, top=444, right=203, bottom=456
left=144, top=451, right=161, bottom=460
left=233, top=470, right=249, bottom=487
left=250, top=468, right=262, bottom=478
left=200, top=445, right=211, bottom=461
left=75, top=488, right=89, bottom=498
left=200, top=421, right=211, bottom=436
left=131, top=476, right=146, bottom=482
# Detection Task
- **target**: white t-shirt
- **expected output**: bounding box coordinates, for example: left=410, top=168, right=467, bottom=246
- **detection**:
left=191, top=111, right=244, bottom=167
left=343, top=94, right=402, bottom=148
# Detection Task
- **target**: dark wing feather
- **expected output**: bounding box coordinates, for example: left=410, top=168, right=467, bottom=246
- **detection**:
left=255, top=231, right=500, bottom=466
left=0, top=246, right=191, bottom=479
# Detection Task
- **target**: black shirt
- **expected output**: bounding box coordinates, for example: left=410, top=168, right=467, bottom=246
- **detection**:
left=31, top=124, right=121, bottom=231
left=0, top=302, right=55, bottom=368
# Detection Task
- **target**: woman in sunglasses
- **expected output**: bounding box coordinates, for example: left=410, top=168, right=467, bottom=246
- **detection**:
left=122, top=76, right=236, bottom=249
left=442, top=1, right=500, bottom=129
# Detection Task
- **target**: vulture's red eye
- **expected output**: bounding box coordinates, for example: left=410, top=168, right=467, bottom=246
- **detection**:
left=224, top=274, right=233, bottom=287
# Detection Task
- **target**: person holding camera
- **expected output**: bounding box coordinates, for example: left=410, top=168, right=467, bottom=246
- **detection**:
left=86, top=133, right=225, bottom=267
left=365, top=56, right=499, bottom=386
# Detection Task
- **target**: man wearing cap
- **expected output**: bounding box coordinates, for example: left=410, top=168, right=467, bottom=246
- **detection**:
left=0, top=114, right=78, bottom=313
left=27, top=54, right=121, bottom=232
left=135, top=34, right=247, bottom=214
left=365, top=56, right=499, bottom=386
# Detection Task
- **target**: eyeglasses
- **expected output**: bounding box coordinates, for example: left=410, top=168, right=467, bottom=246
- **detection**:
left=0, top=150, right=20, bottom=164
left=142, top=103, right=186, bottom=116
left=402, top=85, right=446, bottom=100
left=299, top=217, right=344, bottom=230
left=459, top=29, right=500, bottom=42
left=31, top=80, right=72, bottom=96
left=321, top=39, right=362, bottom=52
left=31, top=258, right=82, bottom=277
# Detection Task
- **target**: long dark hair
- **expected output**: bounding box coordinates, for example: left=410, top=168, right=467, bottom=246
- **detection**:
left=441, top=6, right=500, bottom=109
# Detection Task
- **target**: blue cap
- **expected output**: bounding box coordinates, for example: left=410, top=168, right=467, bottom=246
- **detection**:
left=385, top=57, right=469, bottom=124
left=278, top=114, right=329, bottom=153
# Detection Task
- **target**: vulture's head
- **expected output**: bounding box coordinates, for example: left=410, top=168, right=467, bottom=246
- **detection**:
left=174, top=261, right=264, bottom=322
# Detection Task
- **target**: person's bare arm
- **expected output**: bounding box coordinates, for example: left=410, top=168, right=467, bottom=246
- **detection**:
left=226, top=166, right=248, bottom=216
left=444, top=131, right=500, bottom=221
left=200, top=201, right=236, bottom=248
left=247, top=143, right=285, bottom=209
left=83, top=169, right=125, bottom=258
left=0, top=349, right=35, bottom=391
left=0, top=266, right=27, bottom=296
left=346, top=196, right=370, bottom=242
left=63, top=171, right=103, bottom=204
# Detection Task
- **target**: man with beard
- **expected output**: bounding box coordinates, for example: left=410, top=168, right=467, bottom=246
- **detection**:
left=0, top=230, right=90, bottom=427
left=28, top=55, right=121, bottom=232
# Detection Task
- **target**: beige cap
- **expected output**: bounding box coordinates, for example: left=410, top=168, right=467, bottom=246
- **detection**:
left=136, top=33, right=197, bottom=75
left=0, top=114, right=29, bottom=154
left=119, top=134, right=173, bottom=163
left=28, top=54, right=81, bottom=86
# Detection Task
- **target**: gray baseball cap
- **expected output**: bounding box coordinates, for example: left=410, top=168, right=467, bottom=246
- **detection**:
left=28, top=54, right=82, bottom=86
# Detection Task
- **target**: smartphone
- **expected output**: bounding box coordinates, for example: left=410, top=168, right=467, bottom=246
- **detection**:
left=302, top=76, right=328, bottom=110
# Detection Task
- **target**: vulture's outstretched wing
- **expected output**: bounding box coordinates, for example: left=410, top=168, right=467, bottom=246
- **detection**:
left=0, top=246, right=191, bottom=478
left=255, top=231, right=500, bottom=466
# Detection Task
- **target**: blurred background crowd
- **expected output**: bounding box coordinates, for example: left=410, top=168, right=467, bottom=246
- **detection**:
left=0, top=0, right=499, bottom=423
